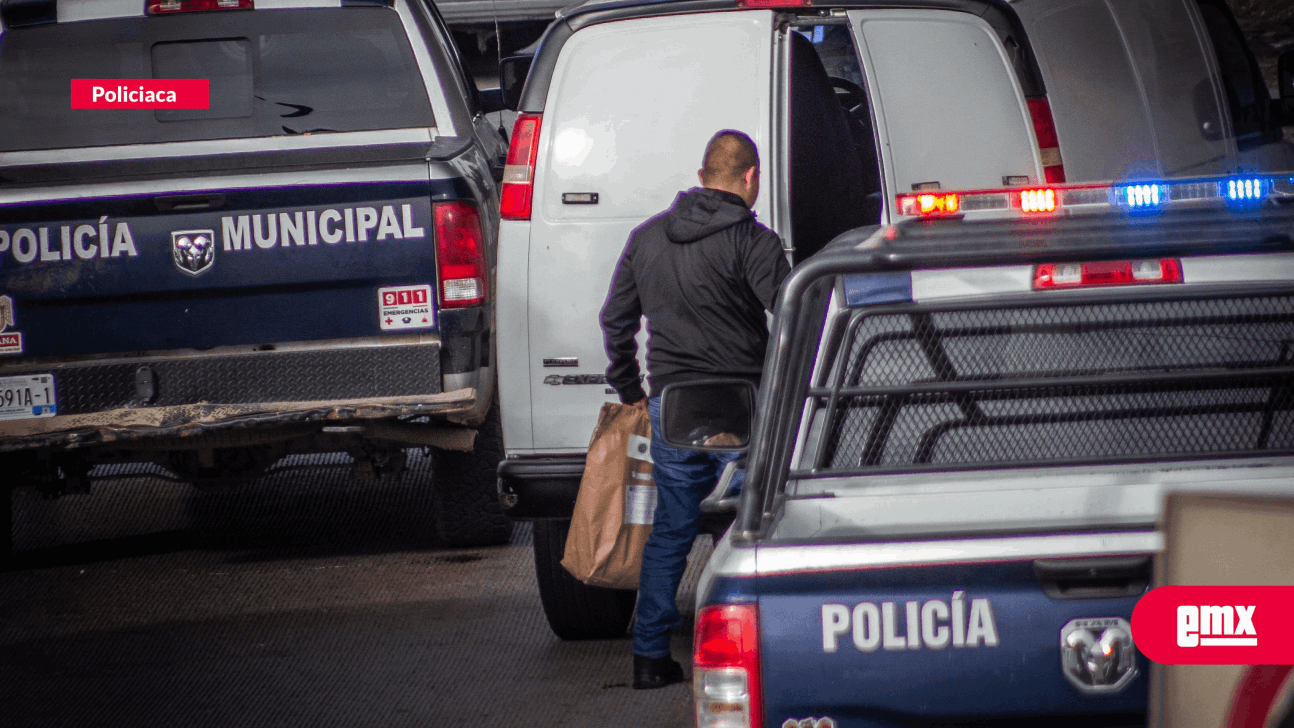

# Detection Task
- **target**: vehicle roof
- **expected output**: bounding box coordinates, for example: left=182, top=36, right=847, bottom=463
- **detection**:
left=517, top=0, right=1042, bottom=113
left=821, top=205, right=1294, bottom=274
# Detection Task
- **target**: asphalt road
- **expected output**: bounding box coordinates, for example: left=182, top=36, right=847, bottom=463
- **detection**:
left=2, top=452, right=709, bottom=728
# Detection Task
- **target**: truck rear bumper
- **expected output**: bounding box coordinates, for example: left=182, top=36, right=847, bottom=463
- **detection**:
left=0, top=388, right=479, bottom=453
left=497, top=455, right=585, bottom=519
left=0, top=337, right=479, bottom=452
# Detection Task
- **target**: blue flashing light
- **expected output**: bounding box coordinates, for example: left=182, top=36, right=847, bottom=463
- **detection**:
left=1225, top=177, right=1270, bottom=204
left=1119, top=183, right=1164, bottom=209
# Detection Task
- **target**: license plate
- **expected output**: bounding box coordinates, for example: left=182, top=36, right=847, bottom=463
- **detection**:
left=0, top=374, right=57, bottom=421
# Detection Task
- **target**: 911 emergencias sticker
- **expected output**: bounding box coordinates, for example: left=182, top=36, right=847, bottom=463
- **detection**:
left=0, top=295, right=22, bottom=355
left=378, top=285, right=435, bottom=331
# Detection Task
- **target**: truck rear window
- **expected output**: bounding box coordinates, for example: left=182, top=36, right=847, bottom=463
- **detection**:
left=0, top=8, right=434, bottom=152
left=796, top=293, right=1294, bottom=475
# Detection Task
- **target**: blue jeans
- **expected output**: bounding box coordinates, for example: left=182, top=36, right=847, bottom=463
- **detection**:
left=633, top=396, right=743, bottom=658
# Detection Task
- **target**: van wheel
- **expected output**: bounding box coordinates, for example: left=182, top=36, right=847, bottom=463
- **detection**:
left=533, top=518, right=638, bottom=640
left=431, top=400, right=513, bottom=547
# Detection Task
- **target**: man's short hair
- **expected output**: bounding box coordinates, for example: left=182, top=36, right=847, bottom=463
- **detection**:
left=701, top=130, right=759, bottom=185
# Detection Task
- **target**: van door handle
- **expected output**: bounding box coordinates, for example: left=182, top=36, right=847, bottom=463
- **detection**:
left=1033, top=555, right=1151, bottom=600
left=154, top=193, right=227, bottom=212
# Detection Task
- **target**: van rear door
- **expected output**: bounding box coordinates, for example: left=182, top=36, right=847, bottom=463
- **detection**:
left=524, top=12, right=775, bottom=451
left=847, top=9, right=1043, bottom=198
left=1013, top=0, right=1234, bottom=180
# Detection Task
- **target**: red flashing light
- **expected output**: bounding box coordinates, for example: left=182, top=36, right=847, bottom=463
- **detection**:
left=147, top=0, right=252, bottom=14
left=1034, top=259, right=1183, bottom=289
left=897, top=192, right=960, bottom=217
left=1019, top=188, right=1056, bottom=213
left=501, top=113, right=542, bottom=221
left=434, top=201, right=486, bottom=308
left=1027, top=98, right=1066, bottom=184
left=694, top=604, right=762, bottom=728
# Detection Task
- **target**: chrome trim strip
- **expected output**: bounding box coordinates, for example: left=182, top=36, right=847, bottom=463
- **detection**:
left=435, top=0, right=566, bottom=24
left=725, top=531, right=1163, bottom=576
left=54, top=0, right=343, bottom=21
left=396, top=0, right=456, bottom=136
left=0, top=163, right=453, bottom=204
left=57, top=0, right=143, bottom=22
left=1180, top=253, right=1294, bottom=284
left=0, top=128, right=434, bottom=168
left=911, top=266, right=1032, bottom=300
left=257, top=0, right=342, bottom=8
left=770, top=21, right=792, bottom=249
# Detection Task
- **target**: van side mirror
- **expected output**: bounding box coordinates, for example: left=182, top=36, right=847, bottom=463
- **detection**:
left=1278, top=51, right=1294, bottom=126
left=500, top=55, right=533, bottom=111
left=659, top=379, right=756, bottom=452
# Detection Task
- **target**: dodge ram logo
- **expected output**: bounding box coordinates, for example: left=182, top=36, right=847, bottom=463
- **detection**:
left=172, top=229, right=215, bottom=275
left=1060, top=617, right=1138, bottom=694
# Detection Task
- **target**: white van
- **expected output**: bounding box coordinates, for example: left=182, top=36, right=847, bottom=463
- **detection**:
left=492, top=0, right=1294, bottom=639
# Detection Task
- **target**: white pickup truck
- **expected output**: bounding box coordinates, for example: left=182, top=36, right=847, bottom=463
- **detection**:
left=492, top=0, right=1294, bottom=641
left=660, top=173, right=1294, bottom=728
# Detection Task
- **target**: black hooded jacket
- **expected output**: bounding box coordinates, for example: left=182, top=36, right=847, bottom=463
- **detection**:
left=600, top=187, right=790, bottom=403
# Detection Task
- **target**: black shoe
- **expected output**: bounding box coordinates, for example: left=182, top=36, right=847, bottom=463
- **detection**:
left=632, top=654, right=686, bottom=690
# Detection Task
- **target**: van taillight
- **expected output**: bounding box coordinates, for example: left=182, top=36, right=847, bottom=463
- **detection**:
left=1034, top=259, right=1182, bottom=289
left=500, top=113, right=542, bottom=220
left=694, top=604, right=762, bottom=728
left=1027, top=98, right=1066, bottom=184
left=434, top=201, right=486, bottom=308
left=147, top=0, right=251, bottom=13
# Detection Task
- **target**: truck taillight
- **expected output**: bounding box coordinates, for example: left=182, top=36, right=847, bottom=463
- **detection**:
left=434, top=201, right=486, bottom=308
left=1034, top=259, right=1182, bottom=289
left=694, top=604, right=762, bottom=728
left=500, top=113, right=542, bottom=220
left=1027, top=98, right=1066, bottom=184
left=147, top=0, right=251, bottom=13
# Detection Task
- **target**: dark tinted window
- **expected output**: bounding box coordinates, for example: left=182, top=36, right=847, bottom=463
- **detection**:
left=151, top=39, right=254, bottom=121
left=1193, top=0, right=1274, bottom=148
left=0, top=8, right=434, bottom=151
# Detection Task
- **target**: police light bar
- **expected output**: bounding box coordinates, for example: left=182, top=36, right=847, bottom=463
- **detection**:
left=895, top=173, right=1294, bottom=219
left=148, top=0, right=252, bottom=14
left=1034, top=259, right=1183, bottom=290
left=896, top=185, right=1103, bottom=217
left=1226, top=177, right=1270, bottom=205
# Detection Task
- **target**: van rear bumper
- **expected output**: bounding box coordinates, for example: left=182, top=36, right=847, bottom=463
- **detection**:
left=497, top=455, right=585, bottom=519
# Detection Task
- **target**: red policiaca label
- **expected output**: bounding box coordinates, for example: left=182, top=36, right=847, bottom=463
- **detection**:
left=71, top=79, right=209, bottom=109
left=1131, top=585, right=1294, bottom=664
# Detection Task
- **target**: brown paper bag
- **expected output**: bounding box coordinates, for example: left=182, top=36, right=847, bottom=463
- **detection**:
left=561, top=402, right=656, bottom=589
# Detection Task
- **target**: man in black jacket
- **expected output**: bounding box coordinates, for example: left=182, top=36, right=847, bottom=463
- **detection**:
left=600, top=130, right=790, bottom=689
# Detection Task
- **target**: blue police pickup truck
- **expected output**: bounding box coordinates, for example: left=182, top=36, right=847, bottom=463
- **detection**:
left=0, top=0, right=511, bottom=557
left=660, top=175, right=1294, bottom=728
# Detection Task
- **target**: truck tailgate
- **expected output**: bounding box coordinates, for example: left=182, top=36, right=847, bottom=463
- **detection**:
left=757, top=557, right=1146, bottom=725
left=0, top=152, right=447, bottom=358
